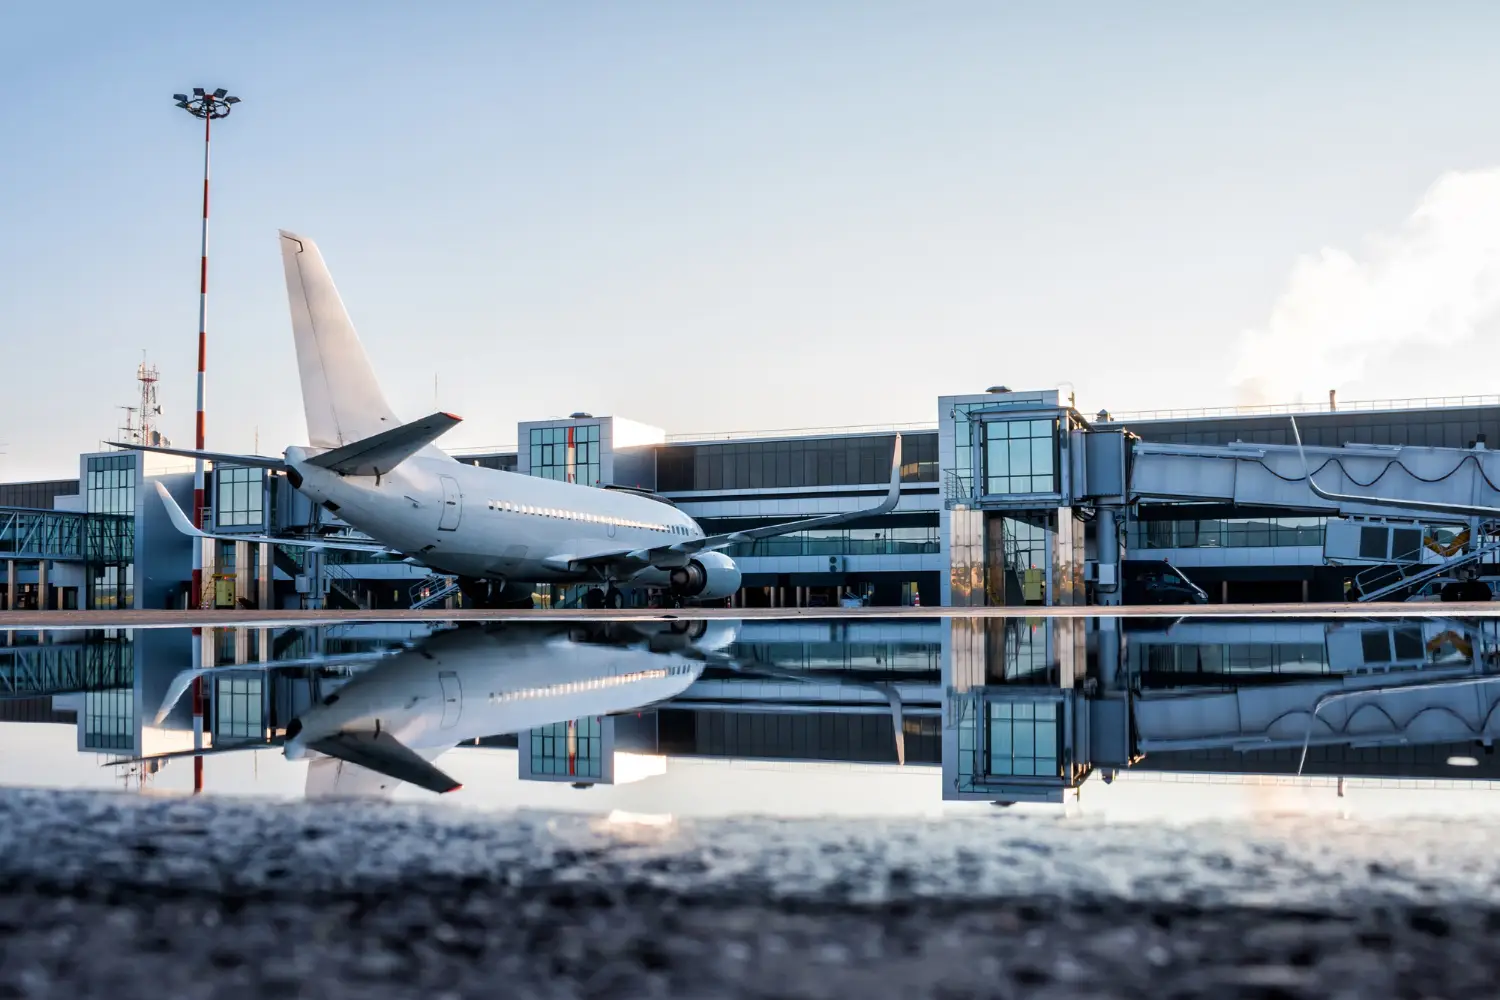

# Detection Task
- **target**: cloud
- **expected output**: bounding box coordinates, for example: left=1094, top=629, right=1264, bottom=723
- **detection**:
left=1231, top=167, right=1500, bottom=405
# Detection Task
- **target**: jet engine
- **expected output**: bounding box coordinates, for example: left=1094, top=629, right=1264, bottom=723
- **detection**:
left=666, top=551, right=742, bottom=600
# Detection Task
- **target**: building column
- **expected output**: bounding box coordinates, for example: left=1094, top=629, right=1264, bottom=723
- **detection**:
left=1301, top=579, right=1310, bottom=603
left=199, top=539, right=218, bottom=609
left=1221, top=580, right=1230, bottom=605
left=5, top=560, right=14, bottom=612
left=37, top=560, right=48, bottom=611
left=234, top=541, right=252, bottom=609
left=257, top=543, right=272, bottom=610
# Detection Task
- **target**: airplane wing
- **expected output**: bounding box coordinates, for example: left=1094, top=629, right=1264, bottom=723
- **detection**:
left=570, top=434, right=904, bottom=573
left=109, top=442, right=288, bottom=471
left=1290, top=417, right=1500, bottom=519
left=152, top=481, right=400, bottom=555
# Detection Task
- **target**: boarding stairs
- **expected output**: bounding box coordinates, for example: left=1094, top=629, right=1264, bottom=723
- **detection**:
left=409, top=574, right=459, bottom=610
left=1353, top=521, right=1500, bottom=602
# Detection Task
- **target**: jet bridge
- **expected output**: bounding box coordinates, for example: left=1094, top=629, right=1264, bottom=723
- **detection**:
left=1130, top=439, right=1500, bottom=518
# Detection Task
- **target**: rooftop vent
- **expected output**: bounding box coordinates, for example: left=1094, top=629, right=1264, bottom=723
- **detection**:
left=985, top=385, right=1011, bottom=394
left=569, top=412, right=593, bottom=420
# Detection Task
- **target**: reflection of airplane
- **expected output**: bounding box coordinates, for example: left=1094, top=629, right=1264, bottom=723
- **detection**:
left=110, top=623, right=714, bottom=796
left=116, top=231, right=902, bottom=608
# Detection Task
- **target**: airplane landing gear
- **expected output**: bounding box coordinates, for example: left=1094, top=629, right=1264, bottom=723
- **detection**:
left=458, top=576, right=534, bottom=610
left=606, top=586, right=624, bottom=610
left=583, top=588, right=607, bottom=610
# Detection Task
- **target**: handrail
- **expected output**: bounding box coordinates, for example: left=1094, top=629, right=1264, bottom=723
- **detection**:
left=1112, top=394, right=1500, bottom=423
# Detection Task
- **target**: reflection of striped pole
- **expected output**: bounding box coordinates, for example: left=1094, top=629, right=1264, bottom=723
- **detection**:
left=191, top=111, right=211, bottom=607
left=192, top=116, right=209, bottom=791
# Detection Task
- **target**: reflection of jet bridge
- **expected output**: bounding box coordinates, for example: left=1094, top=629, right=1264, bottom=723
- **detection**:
left=1132, top=668, right=1500, bottom=755
left=1130, top=439, right=1500, bottom=599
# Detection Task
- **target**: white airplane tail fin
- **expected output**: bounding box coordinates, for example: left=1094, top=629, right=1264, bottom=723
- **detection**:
left=279, top=231, right=401, bottom=450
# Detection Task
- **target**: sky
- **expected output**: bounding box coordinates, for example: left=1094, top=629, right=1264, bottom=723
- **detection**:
left=4, top=2, right=1500, bottom=480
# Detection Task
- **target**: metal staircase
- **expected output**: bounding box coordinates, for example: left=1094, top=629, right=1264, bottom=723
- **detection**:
left=1354, top=522, right=1500, bottom=602
left=409, top=574, right=459, bottom=610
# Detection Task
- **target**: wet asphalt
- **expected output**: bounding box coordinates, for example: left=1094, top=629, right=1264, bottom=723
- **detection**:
left=1, top=789, right=1497, bottom=998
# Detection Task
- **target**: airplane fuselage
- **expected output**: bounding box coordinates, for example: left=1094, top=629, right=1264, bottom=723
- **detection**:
left=287, top=446, right=738, bottom=595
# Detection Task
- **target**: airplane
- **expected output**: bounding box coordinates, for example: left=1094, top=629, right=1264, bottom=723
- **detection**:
left=115, top=231, right=904, bottom=609
left=108, top=621, right=727, bottom=797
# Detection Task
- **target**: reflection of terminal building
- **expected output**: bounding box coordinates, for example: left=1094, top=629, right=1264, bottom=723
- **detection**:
left=939, top=616, right=1500, bottom=804
left=9, top=392, right=1500, bottom=610
left=6, top=618, right=1500, bottom=800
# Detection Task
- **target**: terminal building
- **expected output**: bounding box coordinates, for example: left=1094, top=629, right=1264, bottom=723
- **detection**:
left=5, top=389, right=1500, bottom=610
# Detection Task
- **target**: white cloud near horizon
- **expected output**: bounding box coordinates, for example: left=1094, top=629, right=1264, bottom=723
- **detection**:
left=1233, top=167, right=1500, bottom=406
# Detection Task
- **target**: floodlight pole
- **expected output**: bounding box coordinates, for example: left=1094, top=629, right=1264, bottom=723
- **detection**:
left=173, top=88, right=240, bottom=610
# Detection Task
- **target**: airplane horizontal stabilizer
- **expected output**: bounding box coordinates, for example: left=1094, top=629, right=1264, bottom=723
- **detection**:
left=109, top=442, right=287, bottom=471
left=305, top=411, right=463, bottom=476
left=307, top=729, right=462, bottom=794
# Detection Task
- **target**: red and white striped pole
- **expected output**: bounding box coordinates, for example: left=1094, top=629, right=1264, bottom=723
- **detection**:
left=173, top=88, right=239, bottom=608
left=192, top=109, right=210, bottom=607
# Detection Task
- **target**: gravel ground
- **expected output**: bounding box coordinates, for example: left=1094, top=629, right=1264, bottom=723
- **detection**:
left=1, top=789, right=1498, bottom=998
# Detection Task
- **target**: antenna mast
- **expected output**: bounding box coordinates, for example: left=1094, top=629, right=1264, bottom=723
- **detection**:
left=137, top=355, right=162, bottom=446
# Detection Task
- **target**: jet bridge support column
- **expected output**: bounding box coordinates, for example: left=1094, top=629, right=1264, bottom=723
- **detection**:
left=1094, top=508, right=1123, bottom=607
left=4, top=560, right=13, bottom=611
left=36, top=560, right=48, bottom=611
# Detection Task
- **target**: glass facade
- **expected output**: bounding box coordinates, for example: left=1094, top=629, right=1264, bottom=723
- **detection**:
left=1120, top=406, right=1500, bottom=450
left=987, top=700, right=1060, bottom=777
left=85, top=455, right=135, bottom=515
left=983, top=418, right=1058, bottom=495
left=465, top=453, right=519, bottom=472
left=215, top=676, right=264, bottom=740
left=215, top=467, right=265, bottom=527
left=0, top=480, right=79, bottom=510
left=87, top=562, right=133, bottom=612
left=530, top=424, right=600, bottom=485
left=1130, top=641, right=1329, bottom=675
left=656, top=433, right=936, bottom=493
left=1131, top=517, right=1326, bottom=550
left=84, top=688, right=134, bottom=751
left=726, top=526, right=940, bottom=558
left=528, top=718, right=602, bottom=778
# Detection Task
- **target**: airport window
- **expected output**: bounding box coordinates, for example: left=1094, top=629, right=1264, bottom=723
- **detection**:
left=87, top=561, right=133, bottom=611
left=84, top=688, right=134, bottom=751
left=1130, top=517, right=1326, bottom=550
left=85, top=454, right=136, bottom=515
left=530, top=424, right=600, bottom=485
left=529, top=718, right=602, bottom=778
left=727, top=525, right=940, bottom=558
left=215, top=467, right=265, bottom=527
left=983, top=419, right=1057, bottom=495
left=0, top=479, right=79, bottom=510
left=986, top=700, right=1059, bottom=777
left=215, top=676, right=263, bottom=740
left=655, top=433, right=930, bottom=493
left=1129, top=641, right=1327, bottom=675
